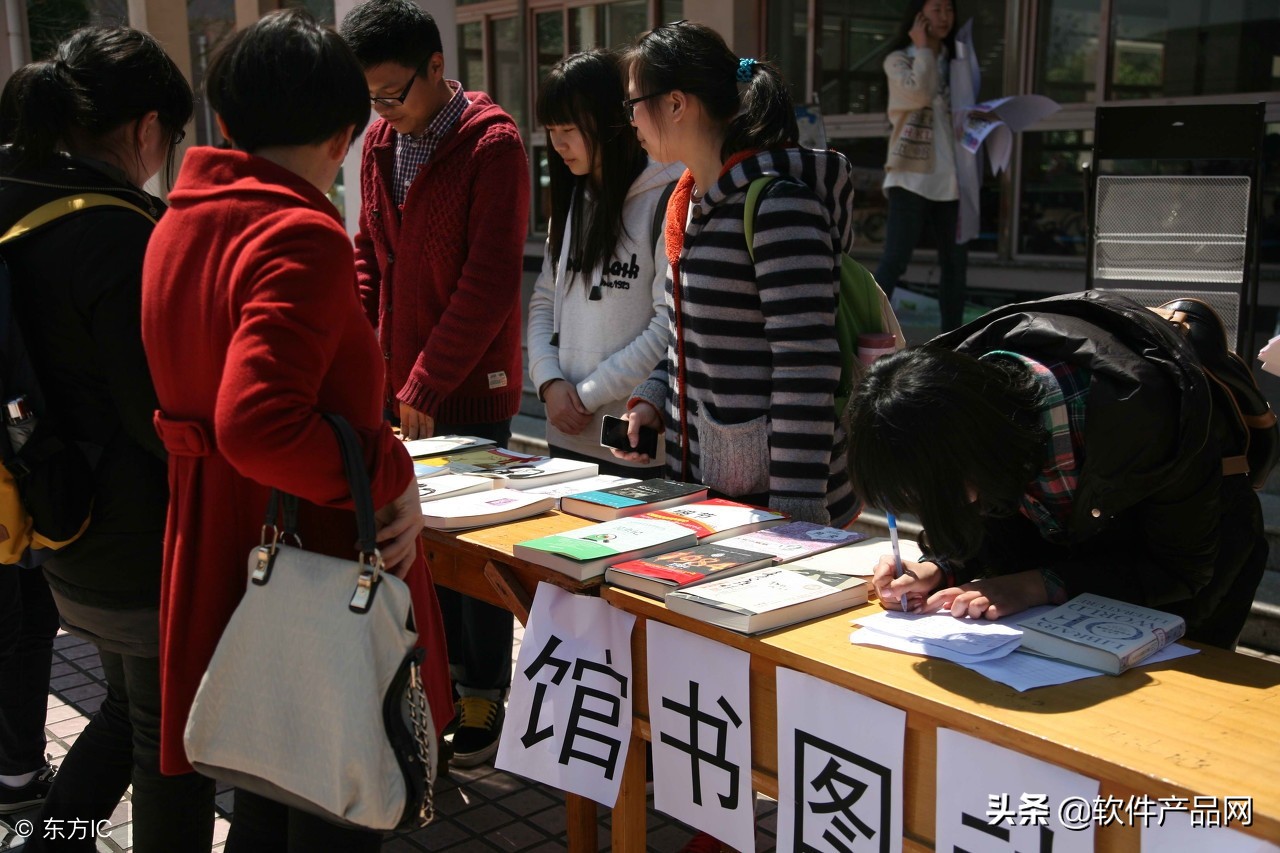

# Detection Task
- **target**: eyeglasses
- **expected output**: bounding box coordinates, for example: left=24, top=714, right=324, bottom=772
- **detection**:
left=370, top=57, right=430, bottom=108
left=622, top=91, right=669, bottom=122
left=170, top=128, right=186, bottom=147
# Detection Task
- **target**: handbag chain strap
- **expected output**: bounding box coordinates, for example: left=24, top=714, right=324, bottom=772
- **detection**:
left=407, top=662, right=436, bottom=826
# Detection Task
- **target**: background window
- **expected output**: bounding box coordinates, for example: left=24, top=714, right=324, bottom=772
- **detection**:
left=1018, top=129, right=1091, bottom=256
left=491, top=16, right=525, bottom=128
left=534, top=10, right=566, bottom=102
left=189, top=0, right=236, bottom=147
left=533, top=145, right=551, bottom=235
left=1109, top=0, right=1280, bottom=100
left=660, top=0, right=684, bottom=27
left=569, top=0, right=647, bottom=52
left=768, top=0, right=809, bottom=105
left=282, top=0, right=334, bottom=25
left=26, top=0, right=126, bottom=60
left=1034, top=0, right=1101, bottom=103
left=458, top=21, right=485, bottom=92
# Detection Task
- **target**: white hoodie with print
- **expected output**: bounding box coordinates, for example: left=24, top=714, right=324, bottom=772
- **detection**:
left=527, top=159, right=682, bottom=465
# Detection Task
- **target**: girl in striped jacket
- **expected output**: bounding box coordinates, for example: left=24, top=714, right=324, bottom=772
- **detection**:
left=613, top=21, right=858, bottom=527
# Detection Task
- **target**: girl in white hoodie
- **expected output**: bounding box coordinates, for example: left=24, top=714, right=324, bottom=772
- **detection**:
left=527, top=49, right=681, bottom=475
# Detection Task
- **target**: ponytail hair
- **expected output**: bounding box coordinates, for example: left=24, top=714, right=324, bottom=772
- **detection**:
left=623, top=21, right=798, bottom=162
left=537, top=49, right=645, bottom=278
left=8, top=27, right=192, bottom=182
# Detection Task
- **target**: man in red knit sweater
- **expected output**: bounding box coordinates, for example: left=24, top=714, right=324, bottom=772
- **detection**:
left=341, top=0, right=530, bottom=767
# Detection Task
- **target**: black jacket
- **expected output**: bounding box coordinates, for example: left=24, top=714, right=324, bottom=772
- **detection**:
left=934, top=291, right=1266, bottom=645
left=0, top=150, right=167, bottom=611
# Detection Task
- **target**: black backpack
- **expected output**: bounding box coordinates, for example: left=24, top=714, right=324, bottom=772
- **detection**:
left=1148, top=297, right=1279, bottom=490
left=0, top=193, right=155, bottom=567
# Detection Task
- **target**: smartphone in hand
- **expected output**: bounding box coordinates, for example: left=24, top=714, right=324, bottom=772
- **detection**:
left=600, top=414, right=658, bottom=457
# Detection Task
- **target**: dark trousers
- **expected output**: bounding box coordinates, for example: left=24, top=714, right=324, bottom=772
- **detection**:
left=874, top=187, right=969, bottom=332
left=547, top=442, right=663, bottom=480
left=0, top=568, right=59, bottom=776
left=27, top=649, right=215, bottom=853
left=434, top=419, right=515, bottom=695
left=225, top=788, right=382, bottom=853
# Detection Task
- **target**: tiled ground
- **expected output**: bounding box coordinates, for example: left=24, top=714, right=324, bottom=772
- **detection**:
left=4, top=630, right=779, bottom=852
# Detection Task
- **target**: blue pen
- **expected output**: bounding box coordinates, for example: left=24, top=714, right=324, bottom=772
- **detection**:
left=887, top=513, right=908, bottom=612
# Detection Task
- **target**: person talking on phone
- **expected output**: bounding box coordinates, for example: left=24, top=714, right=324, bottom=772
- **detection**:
left=874, top=0, right=968, bottom=332
left=526, top=50, right=680, bottom=478
left=610, top=22, right=858, bottom=529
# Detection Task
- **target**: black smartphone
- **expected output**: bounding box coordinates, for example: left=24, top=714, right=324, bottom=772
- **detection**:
left=600, top=414, right=658, bottom=457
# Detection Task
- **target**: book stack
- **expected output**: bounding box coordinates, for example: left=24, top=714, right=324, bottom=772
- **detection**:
left=560, top=479, right=708, bottom=521
left=522, top=474, right=640, bottom=508
left=415, top=446, right=599, bottom=489
left=715, top=521, right=868, bottom=563
left=605, top=543, right=774, bottom=599
left=417, top=473, right=494, bottom=504
left=514, top=517, right=697, bottom=581
left=664, top=565, right=869, bottom=634
left=420, top=489, right=555, bottom=531
left=636, top=499, right=786, bottom=543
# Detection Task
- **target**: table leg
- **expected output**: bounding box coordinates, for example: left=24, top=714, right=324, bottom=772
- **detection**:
left=565, top=793, right=599, bottom=852
left=483, top=559, right=533, bottom=625
left=612, top=733, right=649, bottom=851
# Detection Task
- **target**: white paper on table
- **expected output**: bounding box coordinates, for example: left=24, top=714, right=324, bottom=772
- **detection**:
left=1258, top=334, right=1280, bottom=377
left=495, top=582, right=635, bottom=806
left=1142, top=807, right=1280, bottom=852
left=849, top=626, right=1022, bottom=664
left=937, top=729, right=1099, bottom=853
left=960, top=643, right=1199, bottom=692
left=775, top=669, right=905, bottom=853
left=648, top=621, right=755, bottom=853
left=851, top=608, right=1037, bottom=657
left=792, top=536, right=923, bottom=576
left=400, top=435, right=491, bottom=456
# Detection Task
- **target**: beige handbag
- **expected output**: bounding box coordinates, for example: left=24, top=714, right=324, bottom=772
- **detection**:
left=184, top=414, right=436, bottom=831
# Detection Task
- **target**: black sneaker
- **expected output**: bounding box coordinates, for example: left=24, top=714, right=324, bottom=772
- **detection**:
left=450, top=697, right=503, bottom=767
left=0, top=763, right=55, bottom=815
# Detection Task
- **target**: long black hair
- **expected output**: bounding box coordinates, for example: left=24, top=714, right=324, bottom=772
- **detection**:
left=887, top=0, right=959, bottom=58
left=8, top=27, right=192, bottom=185
left=845, top=346, right=1047, bottom=560
left=537, top=50, right=645, bottom=278
left=624, top=21, right=797, bottom=163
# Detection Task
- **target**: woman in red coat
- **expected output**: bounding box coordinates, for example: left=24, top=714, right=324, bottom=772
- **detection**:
left=140, top=11, right=452, bottom=851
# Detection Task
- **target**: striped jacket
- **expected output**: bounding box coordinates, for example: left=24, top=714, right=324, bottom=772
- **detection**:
left=632, top=148, right=858, bottom=526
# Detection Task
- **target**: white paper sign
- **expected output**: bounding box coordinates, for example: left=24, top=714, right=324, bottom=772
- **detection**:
left=936, top=729, right=1099, bottom=853
left=647, top=621, right=754, bottom=852
left=495, top=582, right=635, bottom=806
left=776, top=669, right=905, bottom=853
left=1142, top=807, right=1279, bottom=852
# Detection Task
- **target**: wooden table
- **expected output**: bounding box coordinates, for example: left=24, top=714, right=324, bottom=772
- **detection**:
left=422, top=511, right=603, bottom=852
left=602, top=587, right=1280, bottom=852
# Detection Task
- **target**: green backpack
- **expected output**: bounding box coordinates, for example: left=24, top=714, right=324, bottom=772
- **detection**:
left=743, top=176, right=903, bottom=417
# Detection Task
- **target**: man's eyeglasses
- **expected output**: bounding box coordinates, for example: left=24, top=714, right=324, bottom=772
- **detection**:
left=622, top=91, right=668, bottom=122
left=370, top=57, right=430, bottom=108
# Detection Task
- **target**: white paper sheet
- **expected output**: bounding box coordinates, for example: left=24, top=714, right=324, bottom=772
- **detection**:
left=960, top=643, right=1199, bottom=692
left=851, top=608, right=1034, bottom=657
left=1258, top=334, right=1280, bottom=377
left=495, top=583, right=635, bottom=806
left=775, top=669, right=905, bottom=853
left=959, top=95, right=1061, bottom=172
left=936, top=729, right=1098, bottom=853
left=1142, top=807, right=1279, bottom=852
left=648, top=622, right=755, bottom=852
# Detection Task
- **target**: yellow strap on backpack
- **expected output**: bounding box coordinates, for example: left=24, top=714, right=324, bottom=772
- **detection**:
left=0, top=193, right=156, bottom=245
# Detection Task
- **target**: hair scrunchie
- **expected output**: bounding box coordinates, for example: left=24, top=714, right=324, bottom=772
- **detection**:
left=736, top=57, right=757, bottom=83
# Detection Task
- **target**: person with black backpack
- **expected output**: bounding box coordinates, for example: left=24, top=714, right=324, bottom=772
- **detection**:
left=611, top=21, right=858, bottom=529
left=0, top=27, right=216, bottom=851
left=846, top=291, right=1269, bottom=649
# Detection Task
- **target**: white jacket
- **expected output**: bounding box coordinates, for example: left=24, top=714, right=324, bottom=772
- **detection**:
left=527, top=159, right=682, bottom=464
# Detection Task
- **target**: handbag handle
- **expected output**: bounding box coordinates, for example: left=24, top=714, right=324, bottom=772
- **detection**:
left=253, top=413, right=386, bottom=613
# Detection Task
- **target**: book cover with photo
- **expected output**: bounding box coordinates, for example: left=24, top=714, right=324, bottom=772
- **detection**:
left=605, top=543, right=775, bottom=599
left=417, top=473, right=495, bottom=504
left=665, top=565, right=869, bottom=634
left=716, top=521, right=868, bottom=563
